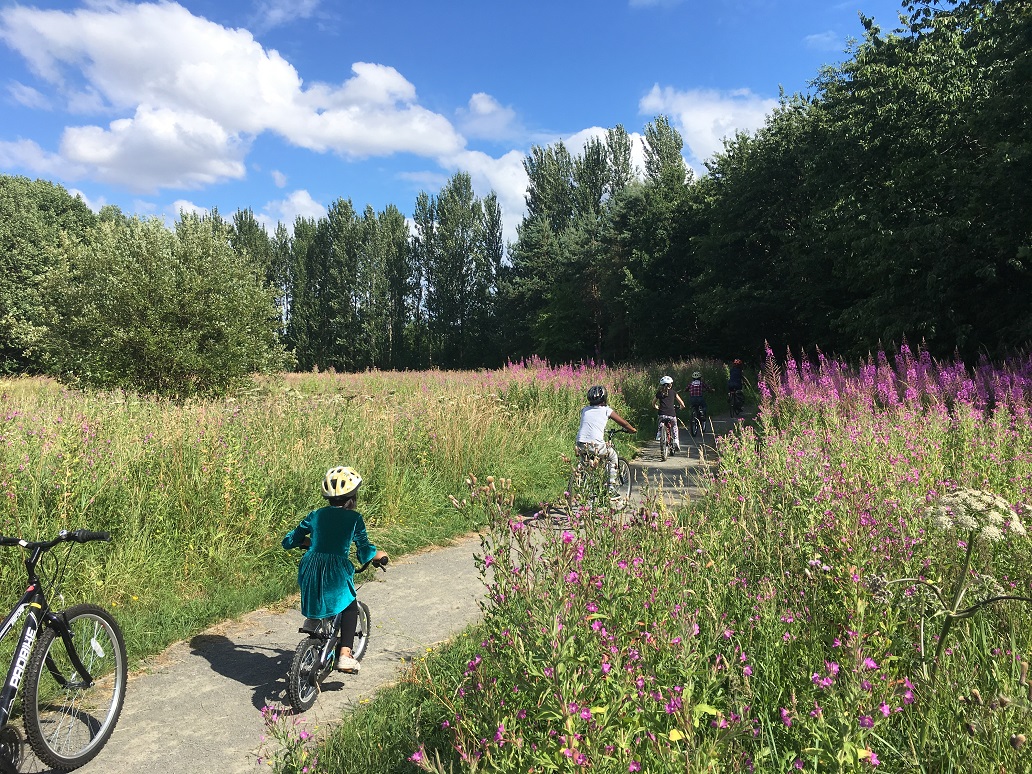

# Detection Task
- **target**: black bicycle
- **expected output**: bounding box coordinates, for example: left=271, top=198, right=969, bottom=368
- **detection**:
left=689, top=404, right=706, bottom=439
left=729, top=388, right=744, bottom=417
left=0, top=530, right=126, bottom=773
left=286, top=557, right=387, bottom=712
left=658, top=416, right=676, bottom=461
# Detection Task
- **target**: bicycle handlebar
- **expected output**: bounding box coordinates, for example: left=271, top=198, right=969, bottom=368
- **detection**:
left=0, top=530, right=111, bottom=549
left=356, top=556, right=389, bottom=574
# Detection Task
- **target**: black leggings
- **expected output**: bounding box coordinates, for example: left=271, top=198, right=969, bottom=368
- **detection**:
left=338, top=600, right=359, bottom=650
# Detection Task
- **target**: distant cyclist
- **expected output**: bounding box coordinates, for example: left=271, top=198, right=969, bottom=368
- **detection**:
left=686, top=371, right=714, bottom=417
left=653, top=375, right=684, bottom=452
left=728, top=358, right=746, bottom=395
left=576, top=386, right=636, bottom=494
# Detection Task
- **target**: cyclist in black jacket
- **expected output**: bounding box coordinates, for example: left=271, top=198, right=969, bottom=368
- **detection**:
left=653, top=375, right=685, bottom=452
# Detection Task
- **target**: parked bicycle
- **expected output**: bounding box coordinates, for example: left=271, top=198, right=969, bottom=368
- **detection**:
left=658, top=416, right=676, bottom=461
left=286, top=556, right=387, bottom=712
left=729, top=388, right=744, bottom=418
left=0, top=530, right=126, bottom=773
left=566, top=428, right=633, bottom=513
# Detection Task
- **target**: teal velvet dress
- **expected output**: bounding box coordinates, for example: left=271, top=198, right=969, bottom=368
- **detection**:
left=282, top=506, right=378, bottom=619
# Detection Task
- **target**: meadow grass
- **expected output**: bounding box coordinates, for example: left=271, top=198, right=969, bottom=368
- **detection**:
left=289, top=345, right=1032, bottom=774
left=0, top=359, right=729, bottom=668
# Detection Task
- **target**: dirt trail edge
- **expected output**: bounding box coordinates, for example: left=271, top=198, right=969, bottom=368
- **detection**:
left=30, top=421, right=730, bottom=774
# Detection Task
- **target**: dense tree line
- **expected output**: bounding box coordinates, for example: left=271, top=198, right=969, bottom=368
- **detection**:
left=1, top=0, right=1028, bottom=395
left=503, top=0, right=1031, bottom=364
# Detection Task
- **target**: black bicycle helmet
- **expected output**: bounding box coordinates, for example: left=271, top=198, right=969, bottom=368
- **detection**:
left=587, top=385, right=607, bottom=406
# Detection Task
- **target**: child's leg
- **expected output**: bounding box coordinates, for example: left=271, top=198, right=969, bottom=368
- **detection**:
left=337, top=601, right=360, bottom=656
left=606, top=446, right=619, bottom=486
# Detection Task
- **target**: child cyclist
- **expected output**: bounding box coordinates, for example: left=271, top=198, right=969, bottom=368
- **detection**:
left=576, top=385, right=636, bottom=494
left=687, top=370, right=714, bottom=416
left=728, top=359, right=745, bottom=395
left=282, top=466, right=388, bottom=673
left=653, top=375, right=685, bottom=452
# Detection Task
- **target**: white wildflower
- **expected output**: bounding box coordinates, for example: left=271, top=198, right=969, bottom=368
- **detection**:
left=931, top=488, right=1025, bottom=542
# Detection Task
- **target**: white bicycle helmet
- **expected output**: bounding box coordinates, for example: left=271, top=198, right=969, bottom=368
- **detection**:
left=322, top=466, right=362, bottom=499
left=692, top=371, right=702, bottom=379
left=660, top=375, right=673, bottom=386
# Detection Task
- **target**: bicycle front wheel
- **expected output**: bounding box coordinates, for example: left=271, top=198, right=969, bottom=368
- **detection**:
left=350, top=601, right=372, bottom=661
left=24, top=604, right=127, bottom=771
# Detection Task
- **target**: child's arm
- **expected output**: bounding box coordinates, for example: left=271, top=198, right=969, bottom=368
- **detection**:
left=282, top=514, right=313, bottom=550
left=676, top=393, right=685, bottom=409
left=352, top=515, right=380, bottom=566
left=609, top=411, right=636, bottom=434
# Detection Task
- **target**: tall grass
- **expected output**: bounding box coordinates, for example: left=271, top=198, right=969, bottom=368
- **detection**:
left=297, top=344, right=1032, bottom=773
left=1, top=359, right=700, bottom=665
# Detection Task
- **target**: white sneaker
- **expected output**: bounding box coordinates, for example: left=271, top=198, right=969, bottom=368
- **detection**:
left=336, top=655, right=361, bottom=673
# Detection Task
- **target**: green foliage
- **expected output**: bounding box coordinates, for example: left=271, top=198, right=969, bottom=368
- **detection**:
left=0, top=175, right=96, bottom=374
left=34, top=213, right=286, bottom=398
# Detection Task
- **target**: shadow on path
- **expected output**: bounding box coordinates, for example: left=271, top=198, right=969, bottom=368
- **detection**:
left=189, top=633, right=293, bottom=712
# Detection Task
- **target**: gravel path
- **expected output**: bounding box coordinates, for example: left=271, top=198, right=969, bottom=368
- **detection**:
left=16, top=415, right=736, bottom=774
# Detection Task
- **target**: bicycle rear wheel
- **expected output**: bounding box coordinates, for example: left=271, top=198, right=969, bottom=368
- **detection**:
left=350, top=601, right=372, bottom=661
left=659, top=427, right=668, bottom=460
left=23, top=604, right=126, bottom=771
left=287, top=637, right=325, bottom=712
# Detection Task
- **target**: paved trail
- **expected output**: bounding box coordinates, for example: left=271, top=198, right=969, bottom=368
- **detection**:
left=18, top=416, right=735, bottom=774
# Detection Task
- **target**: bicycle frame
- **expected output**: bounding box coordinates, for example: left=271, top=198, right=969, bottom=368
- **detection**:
left=308, top=610, right=345, bottom=669
left=0, top=586, right=47, bottom=729
left=0, top=540, right=98, bottom=731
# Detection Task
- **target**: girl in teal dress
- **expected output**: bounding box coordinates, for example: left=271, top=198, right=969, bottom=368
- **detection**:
left=283, top=466, right=388, bottom=673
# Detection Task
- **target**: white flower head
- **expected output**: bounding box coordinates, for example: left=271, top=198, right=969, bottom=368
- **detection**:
left=931, top=488, right=1026, bottom=542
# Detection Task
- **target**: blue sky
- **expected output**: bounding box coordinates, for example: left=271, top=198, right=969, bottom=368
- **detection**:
left=0, top=0, right=908, bottom=242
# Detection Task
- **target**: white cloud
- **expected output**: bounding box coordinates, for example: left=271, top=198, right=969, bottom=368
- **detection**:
left=271, top=169, right=287, bottom=187
left=0, top=2, right=464, bottom=190
left=170, top=199, right=208, bottom=218
left=252, top=0, right=321, bottom=32
left=258, top=188, right=326, bottom=232
left=60, top=105, right=249, bottom=191
left=0, top=138, right=83, bottom=177
left=639, top=84, right=778, bottom=165
left=456, top=92, right=521, bottom=141
left=805, top=30, right=841, bottom=51
left=7, top=81, right=50, bottom=109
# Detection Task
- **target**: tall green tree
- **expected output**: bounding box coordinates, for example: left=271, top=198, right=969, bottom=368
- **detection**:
left=36, top=214, right=284, bottom=397
left=0, top=176, right=96, bottom=373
